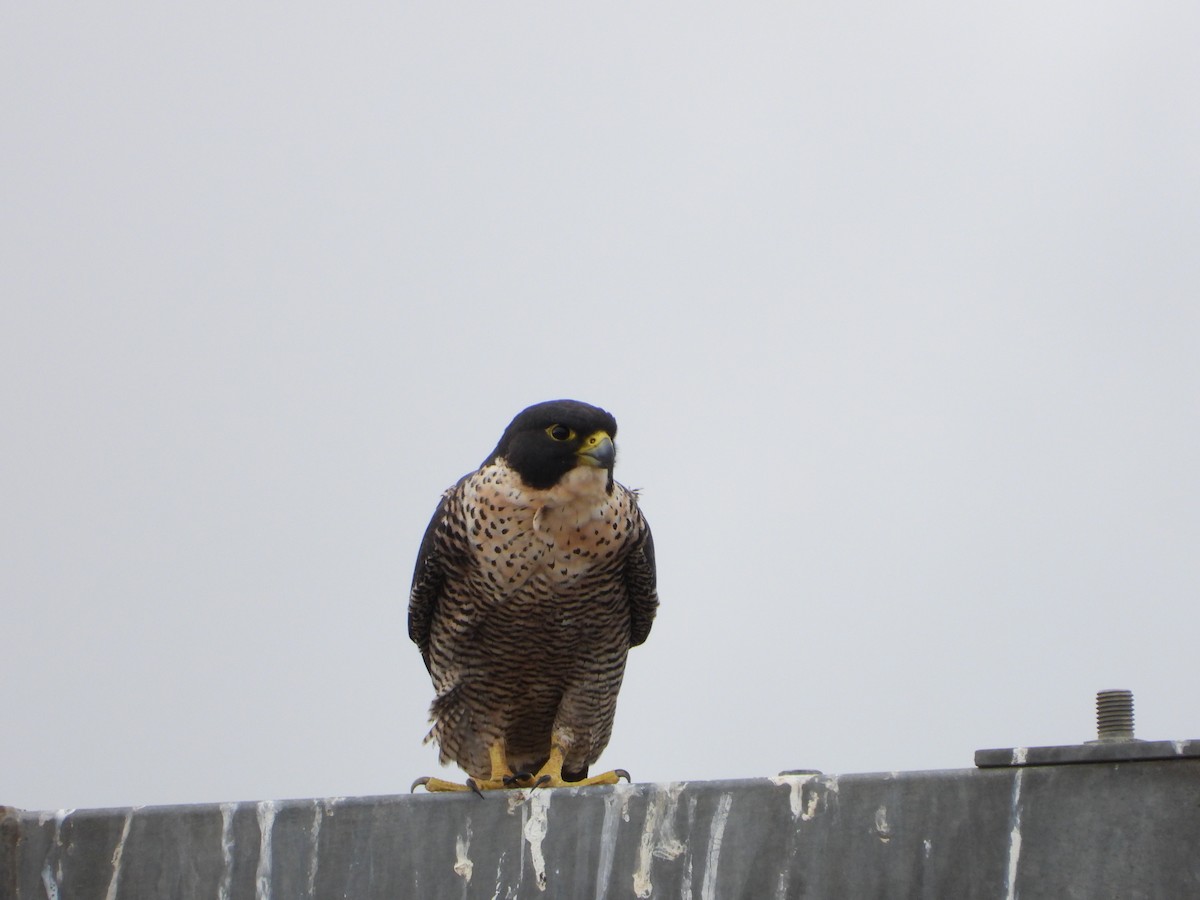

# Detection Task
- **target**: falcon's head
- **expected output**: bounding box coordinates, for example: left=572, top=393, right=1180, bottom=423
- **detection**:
left=485, top=399, right=619, bottom=492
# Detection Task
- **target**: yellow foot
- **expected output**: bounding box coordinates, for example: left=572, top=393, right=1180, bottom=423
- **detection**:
left=411, top=740, right=534, bottom=795
left=411, top=775, right=513, bottom=795
left=533, top=768, right=631, bottom=789
left=529, top=742, right=631, bottom=789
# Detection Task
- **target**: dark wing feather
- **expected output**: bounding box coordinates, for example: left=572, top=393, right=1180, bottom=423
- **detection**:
left=407, top=490, right=452, bottom=672
left=625, top=515, right=658, bottom=647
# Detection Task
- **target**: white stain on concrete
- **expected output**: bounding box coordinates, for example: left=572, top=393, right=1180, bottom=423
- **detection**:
left=699, top=792, right=733, bottom=900
left=306, top=802, right=324, bottom=897
left=654, top=788, right=686, bottom=863
left=522, top=790, right=552, bottom=892
left=41, top=809, right=72, bottom=900
left=104, top=810, right=133, bottom=900
left=506, top=790, right=528, bottom=817
left=1004, top=769, right=1025, bottom=900
left=594, top=788, right=625, bottom=900
left=255, top=800, right=276, bottom=900
left=218, top=803, right=236, bottom=900
left=680, top=794, right=699, bottom=900
left=1172, top=740, right=1187, bottom=755
left=486, top=850, right=508, bottom=900
left=632, top=784, right=686, bottom=898
left=617, top=781, right=636, bottom=822
left=769, top=773, right=818, bottom=820
left=923, top=838, right=933, bottom=858
left=454, top=821, right=474, bottom=884
left=1011, top=747, right=1029, bottom=766
left=874, top=806, right=891, bottom=843
left=770, top=776, right=833, bottom=900
left=632, top=792, right=661, bottom=898
left=803, top=788, right=821, bottom=821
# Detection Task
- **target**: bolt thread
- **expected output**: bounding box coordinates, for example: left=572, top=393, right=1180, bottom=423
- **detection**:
left=1096, top=689, right=1135, bottom=741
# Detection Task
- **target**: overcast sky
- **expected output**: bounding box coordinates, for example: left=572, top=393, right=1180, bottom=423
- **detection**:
left=4, top=2, right=1198, bottom=812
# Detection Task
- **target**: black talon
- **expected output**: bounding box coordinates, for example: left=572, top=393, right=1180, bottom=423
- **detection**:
left=503, top=771, right=532, bottom=787
left=411, top=777, right=431, bottom=793
left=534, top=775, right=552, bottom=789
left=615, top=769, right=631, bottom=783
left=465, top=778, right=486, bottom=798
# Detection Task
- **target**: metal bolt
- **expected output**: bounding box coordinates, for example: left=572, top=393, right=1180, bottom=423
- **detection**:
left=1095, top=689, right=1135, bottom=742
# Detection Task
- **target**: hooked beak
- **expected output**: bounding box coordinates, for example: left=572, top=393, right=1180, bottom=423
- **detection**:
left=576, top=430, right=615, bottom=469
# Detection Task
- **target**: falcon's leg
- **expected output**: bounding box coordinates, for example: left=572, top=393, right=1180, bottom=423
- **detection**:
left=531, top=741, right=631, bottom=789
left=412, top=740, right=526, bottom=793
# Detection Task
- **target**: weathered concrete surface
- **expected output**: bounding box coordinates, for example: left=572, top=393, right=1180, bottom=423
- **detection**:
left=975, top=737, right=1200, bottom=768
left=4, top=761, right=1199, bottom=898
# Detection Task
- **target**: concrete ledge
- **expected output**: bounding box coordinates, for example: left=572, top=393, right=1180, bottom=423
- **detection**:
left=5, top=760, right=1199, bottom=898
left=975, top=737, right=1200, bottom=767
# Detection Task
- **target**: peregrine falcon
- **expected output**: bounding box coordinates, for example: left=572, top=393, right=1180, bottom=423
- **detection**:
left=409, top=400, right=658, bottom=792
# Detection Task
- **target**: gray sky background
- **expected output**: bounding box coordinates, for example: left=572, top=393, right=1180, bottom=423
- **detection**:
left=4, top=3, right=1198, bottom=812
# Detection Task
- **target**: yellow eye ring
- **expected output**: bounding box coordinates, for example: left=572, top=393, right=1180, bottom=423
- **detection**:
left=546, top=424, right=576, bottom=442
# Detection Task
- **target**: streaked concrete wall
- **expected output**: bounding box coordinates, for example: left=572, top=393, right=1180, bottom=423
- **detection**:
left=5, top=759, right=1199, bottom=898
